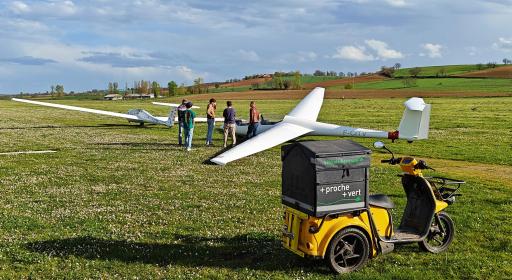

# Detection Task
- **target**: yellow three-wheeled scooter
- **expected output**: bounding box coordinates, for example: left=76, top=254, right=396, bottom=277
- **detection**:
left=282, top=141, right=464, bottom=274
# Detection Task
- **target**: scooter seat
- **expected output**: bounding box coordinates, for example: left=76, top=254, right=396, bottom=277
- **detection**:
left=369, top=194, right=395, bottom=209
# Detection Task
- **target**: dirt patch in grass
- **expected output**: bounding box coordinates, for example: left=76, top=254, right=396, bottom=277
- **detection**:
left=455, top=65, right=512, bottom=78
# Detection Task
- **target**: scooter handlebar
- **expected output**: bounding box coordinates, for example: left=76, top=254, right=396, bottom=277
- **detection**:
left=381, top=158, right=401, bottom=165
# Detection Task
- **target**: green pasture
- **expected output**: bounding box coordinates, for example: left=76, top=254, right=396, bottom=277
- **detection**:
left=0, top=96, right=511, bottom=279
left=393, top=64, right=506, bottom=78
left=331, top=77, right=512, bottom=93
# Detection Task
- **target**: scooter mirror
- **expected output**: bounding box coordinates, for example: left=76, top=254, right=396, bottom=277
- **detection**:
left=373, top=141, right=385, bottom=149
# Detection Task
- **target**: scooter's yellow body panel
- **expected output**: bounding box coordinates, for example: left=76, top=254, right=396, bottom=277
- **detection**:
left=283, top=206, right=392, bottom=258
left=369, top=206, right=393, bottom=238
left=435, top=199, right=448, bottom=213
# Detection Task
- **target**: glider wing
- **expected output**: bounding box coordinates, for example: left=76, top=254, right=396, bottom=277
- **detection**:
left=287, top=87, right=325, bottom=121
left=210, top=122, right=312, bottom=165
left=12, top=98, right=139, bottom=120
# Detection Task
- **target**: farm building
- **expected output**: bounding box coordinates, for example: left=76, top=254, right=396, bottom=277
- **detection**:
left=124, top=93, right=154, bottom=99
left=104, top=94, right=123, bottom=100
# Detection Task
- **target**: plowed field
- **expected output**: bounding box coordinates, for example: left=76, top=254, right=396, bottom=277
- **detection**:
left=456, top=65, right=512, bottom=78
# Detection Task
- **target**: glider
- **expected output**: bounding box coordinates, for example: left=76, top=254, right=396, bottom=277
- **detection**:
left=12, top=98, right=222, bottom=126
left=210, top=87, right=431, bottom=165
left=152, top=101, right=199, bottom=108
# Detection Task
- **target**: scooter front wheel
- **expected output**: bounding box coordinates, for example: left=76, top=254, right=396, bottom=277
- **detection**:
left=326, top=227, right=369, bottom=274
left=419, top=212, right=454, bottom=253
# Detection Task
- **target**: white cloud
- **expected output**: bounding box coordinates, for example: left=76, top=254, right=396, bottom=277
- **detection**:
left=9, top=1, right=31, bottom=14
left=175, top=65, right=196, bottom=80
left=385, top=0, right=408, bottom=7
left=365, top=39, right=404, bottom=59
left=333, top=45, right=374, bottom=61
left=420, top=43, right=443, bottom=58
left=297, top=51, right=317, bottom=62
left=276, top=51, right=318, bottom=64
left=7, top=0, right=77, bottom=17
left=2, top=18, right=49, bottom=33
left=493, top=37, right=512, bottom=52
left=332, top=39, right=402, bottom=61
left=236, top=49, right=260, bottom=62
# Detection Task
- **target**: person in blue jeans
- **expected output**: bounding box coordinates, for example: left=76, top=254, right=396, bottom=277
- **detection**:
left=246, top=101, right=260, bottom=139
left=177, top=99, right=188, bottom=145
left=183, top=102, right=196, bottom=151
left=206, top=98, right=216, bottom=146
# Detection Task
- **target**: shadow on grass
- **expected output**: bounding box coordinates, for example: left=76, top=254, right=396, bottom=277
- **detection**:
left=202, top=145, right=232, bottom=165
left=25, top=233, right=324, bottom=272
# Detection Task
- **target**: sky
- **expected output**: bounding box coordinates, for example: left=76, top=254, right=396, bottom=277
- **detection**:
left=0, top=0, right=511, bottom=94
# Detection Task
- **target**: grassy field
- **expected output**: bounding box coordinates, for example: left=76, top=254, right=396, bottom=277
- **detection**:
left=331, top=78, right=512, bottom=93
left=0, top=96, right=511, bottom=279
left=393, top=64, right=506, bottom=77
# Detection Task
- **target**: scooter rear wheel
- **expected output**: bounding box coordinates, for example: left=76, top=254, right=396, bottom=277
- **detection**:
left=419, top=212, right=454, bottom=253
left=326, top=227, right=369, bottom=274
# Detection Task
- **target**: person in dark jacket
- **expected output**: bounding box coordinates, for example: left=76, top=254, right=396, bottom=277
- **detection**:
left=177, top=99, right=187, bottom=145
left=206, top=98, right=216, bottom=146
left=223, top=101, right=236, bottom=147
left=246, top=101, right=260, bottom=139
left=183, top=102, right=196, bottom=151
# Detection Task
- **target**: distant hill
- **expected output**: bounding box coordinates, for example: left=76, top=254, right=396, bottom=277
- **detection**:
left=394, top=64, right=509, bottom=78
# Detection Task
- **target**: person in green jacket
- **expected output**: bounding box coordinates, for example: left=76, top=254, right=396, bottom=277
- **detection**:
left=183, top=102, right=196, bottom=151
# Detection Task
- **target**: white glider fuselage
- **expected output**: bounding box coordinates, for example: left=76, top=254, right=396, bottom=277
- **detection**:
left=235, top=117, right=389, bottom=139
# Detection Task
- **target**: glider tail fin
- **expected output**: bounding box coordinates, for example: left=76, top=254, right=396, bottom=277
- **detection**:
left=397, top=97, right=431, bottom=141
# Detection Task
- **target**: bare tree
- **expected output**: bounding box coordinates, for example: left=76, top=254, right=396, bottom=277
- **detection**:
left=193, top=77, right=204, bottom=94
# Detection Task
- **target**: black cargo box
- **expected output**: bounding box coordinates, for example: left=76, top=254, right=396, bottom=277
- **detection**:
left=281, top=140, right=371, bottom=217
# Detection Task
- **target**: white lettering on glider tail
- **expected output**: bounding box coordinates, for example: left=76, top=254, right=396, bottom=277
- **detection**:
left=342, top=129, right=367, bottom=137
